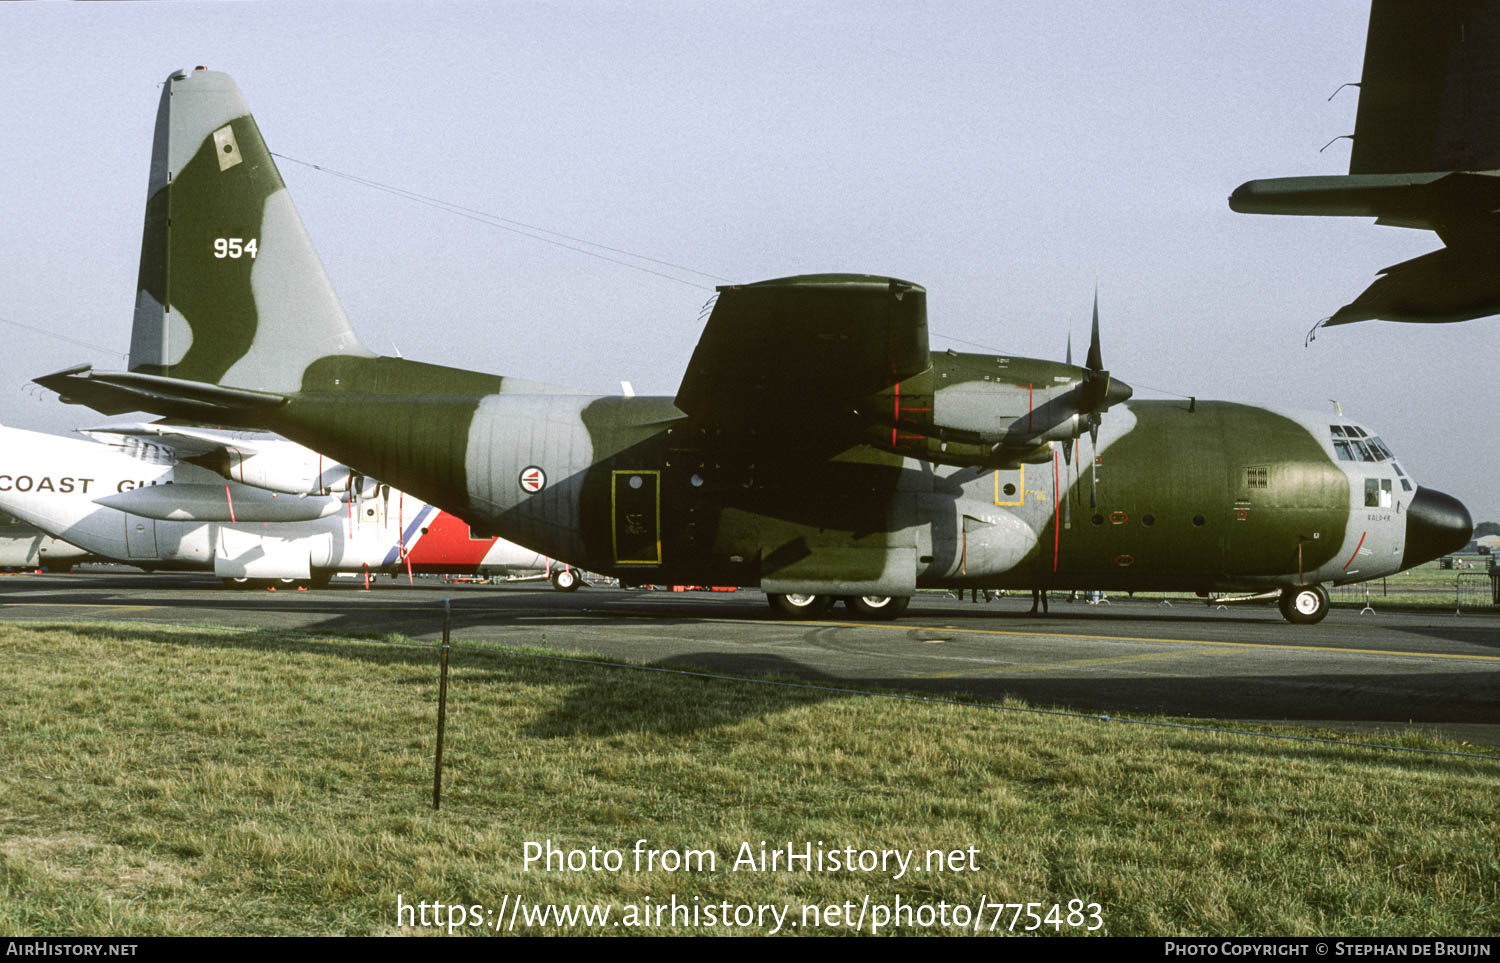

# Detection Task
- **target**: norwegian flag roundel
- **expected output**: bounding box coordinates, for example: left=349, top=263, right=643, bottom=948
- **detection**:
left=518, top=466, right=547, bottom=493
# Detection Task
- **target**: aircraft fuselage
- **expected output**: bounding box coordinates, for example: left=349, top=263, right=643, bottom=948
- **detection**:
left=0, top=425, right=560, bottom=582
left=260, top=377, right=1428, bottom=597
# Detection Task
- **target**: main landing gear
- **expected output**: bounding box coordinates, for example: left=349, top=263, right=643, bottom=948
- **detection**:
left=766, top=593, right=910, bottom=621
left=1277, top=584, right=1329, bottom=625
left=220, top=572, right=333, bottom=590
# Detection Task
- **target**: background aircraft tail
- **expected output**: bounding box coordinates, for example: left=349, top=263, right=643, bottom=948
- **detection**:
left=129, top=67, right=373, bottom=390
left=1349, top=1, right=1500, bottom=176
left=1228, top=0, right=1500, bottom=329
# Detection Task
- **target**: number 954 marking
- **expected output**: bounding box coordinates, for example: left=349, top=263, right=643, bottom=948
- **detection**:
left=213, top=237, right=258, bottom=259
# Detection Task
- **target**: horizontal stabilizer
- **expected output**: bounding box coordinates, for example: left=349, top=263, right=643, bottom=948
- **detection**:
left=1228, top=172, right=1500, bottom=229
left=35, top=364, right=287, bottom=421
left=1324, top=246, right=1500, bottom=326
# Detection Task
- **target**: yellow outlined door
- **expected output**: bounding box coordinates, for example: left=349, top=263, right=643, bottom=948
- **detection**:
left=612, top=470, right=661, bottom=564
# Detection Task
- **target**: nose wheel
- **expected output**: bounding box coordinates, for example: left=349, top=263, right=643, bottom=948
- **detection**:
left=1278, top=584, right=1329, bottom=624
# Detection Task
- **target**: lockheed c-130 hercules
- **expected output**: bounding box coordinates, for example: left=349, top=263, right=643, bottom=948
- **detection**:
left=38, top=68, right=1472, bottom=624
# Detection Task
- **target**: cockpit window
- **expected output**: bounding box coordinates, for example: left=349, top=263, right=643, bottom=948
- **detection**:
left=1330, top=425, right=1395, bottom=464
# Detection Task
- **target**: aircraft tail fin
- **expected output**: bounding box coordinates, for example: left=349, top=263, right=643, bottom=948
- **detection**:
left=1228, top=1, right=1500, bottom=326
left=129, top=67, right=372, bottom=390
left=1349, top=0, right=1500, bottom=176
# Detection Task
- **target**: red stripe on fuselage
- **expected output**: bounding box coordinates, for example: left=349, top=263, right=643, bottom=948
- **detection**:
left=404, top=510, right=497, bottom=572
left=1342, top=531, right=1367, bottom=571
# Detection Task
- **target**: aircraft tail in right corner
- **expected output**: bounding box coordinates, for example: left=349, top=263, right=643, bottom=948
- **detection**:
left=1229, top=1, right=1500, bottom=327
left=1348, top=0, right=1500, bottom=177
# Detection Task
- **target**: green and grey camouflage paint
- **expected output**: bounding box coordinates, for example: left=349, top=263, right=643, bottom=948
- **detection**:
left=36, top=68, right=1473, bottom=620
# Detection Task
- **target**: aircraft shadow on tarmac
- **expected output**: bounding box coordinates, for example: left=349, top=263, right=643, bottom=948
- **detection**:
left=23, top=610, right=1497, bottom=735
left=1386, top=625, right=1500, bottom=651
left=0, top=577, right=1349, bottom=628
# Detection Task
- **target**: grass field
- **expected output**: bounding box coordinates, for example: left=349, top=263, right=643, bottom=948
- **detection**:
left=1, top=621, right=1496, bottom=936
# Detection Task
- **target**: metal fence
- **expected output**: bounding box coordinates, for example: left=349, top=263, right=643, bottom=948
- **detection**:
left=1329, top=571, right=1498, bottom=613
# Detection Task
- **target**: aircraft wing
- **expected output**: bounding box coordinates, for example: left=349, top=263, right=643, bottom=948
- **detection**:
left=674, top=274, right=932, bottom=436
left=76, top=422, right=279, bottom=461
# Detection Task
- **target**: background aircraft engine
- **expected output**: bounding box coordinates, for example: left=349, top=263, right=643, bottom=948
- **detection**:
left=186, top=448, right=354, bottom=496
left=95, top=483, right=345, bottom=523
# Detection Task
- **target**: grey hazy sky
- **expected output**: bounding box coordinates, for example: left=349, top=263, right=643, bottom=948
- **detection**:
left=2, top=1, right=1494, bottom=521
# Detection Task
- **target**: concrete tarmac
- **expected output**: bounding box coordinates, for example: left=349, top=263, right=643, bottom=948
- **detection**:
left=3, top=571, right=1497, bottom=747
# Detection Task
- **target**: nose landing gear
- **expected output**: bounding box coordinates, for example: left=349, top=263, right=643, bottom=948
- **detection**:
left=1278, top=584, right=1329, bottom=624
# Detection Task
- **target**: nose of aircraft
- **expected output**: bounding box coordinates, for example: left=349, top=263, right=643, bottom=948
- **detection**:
left=1401, top=487, right=1473, bottom=570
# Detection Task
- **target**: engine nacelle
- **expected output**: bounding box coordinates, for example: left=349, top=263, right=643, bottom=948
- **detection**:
left=188, top=445, right=354, bottom=496
left=861, top=361, right=1128, bottom=469
left=96, top=483, right=344, bottom=523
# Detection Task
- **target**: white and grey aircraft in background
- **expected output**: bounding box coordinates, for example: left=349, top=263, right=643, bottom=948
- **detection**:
left=0, top=422, right=585, bottom=590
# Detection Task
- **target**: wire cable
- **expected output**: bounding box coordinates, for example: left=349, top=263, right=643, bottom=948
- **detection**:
left=272, top=152, right=729, bottom=290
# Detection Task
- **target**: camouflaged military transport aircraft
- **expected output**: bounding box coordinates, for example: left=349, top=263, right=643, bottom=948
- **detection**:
left=38, top=68, right=1473, bottom=624
left=1232, top=0, right=1500, bottom=336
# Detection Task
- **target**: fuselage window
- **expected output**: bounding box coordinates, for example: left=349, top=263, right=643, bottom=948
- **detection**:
left=1364, top=477, right=1393, bottom=508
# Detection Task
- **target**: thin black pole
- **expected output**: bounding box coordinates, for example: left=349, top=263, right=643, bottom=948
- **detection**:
left=434, top=598, right=451, bottom=810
